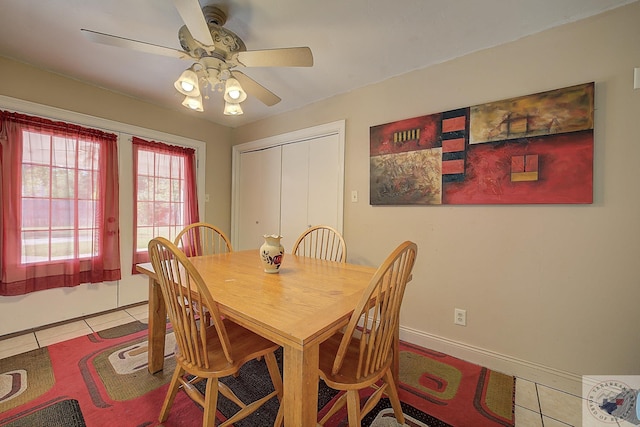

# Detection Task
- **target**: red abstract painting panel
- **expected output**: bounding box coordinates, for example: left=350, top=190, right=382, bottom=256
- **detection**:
left=370, top=83, right=594, bottom=205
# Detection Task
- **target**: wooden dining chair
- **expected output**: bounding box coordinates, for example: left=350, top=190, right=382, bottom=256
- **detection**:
left=291, top=225, right=347, bottom=262
left=317, top=241, right=417, bottom=427
left=174, top=222, right=233, bottom=325
left=174, top=222, right=233, bottom=257
left=148, top=237, right=283, bottom=427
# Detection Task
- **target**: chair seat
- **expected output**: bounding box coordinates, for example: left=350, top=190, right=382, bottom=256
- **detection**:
left=318, top=332, right=392, bottom=389
left=178, top=318, right=280, bottom=378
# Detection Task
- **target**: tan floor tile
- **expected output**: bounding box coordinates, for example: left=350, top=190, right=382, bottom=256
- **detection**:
left=515, top=378, right=540, bottom=413
left=538, top=385, right=582, bottom=426
left=85, top=310, right=135, bottom=329
left=35, top=320, right=92, bottom=347
left=542, top=415, right=573, bottom=426
left=0, top=333, right=39, bottom=359
left=89, top=317, right=137, bottom=332
left=514, top=406, right=543, bottom=427
left=124, top=303, right=149, bottom=319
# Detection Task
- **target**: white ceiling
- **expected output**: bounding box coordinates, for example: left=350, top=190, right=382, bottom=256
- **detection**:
left=0, top=0, right=635, bottom=127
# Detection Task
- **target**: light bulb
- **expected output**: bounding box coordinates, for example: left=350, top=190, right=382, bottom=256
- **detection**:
left=180, top=81, right=195, bottom=92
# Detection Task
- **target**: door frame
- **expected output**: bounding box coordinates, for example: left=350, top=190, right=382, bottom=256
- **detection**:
left=231, top=120, right=345, bottom=249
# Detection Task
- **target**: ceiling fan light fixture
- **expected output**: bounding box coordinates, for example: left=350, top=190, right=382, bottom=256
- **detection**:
left=174, top=67, right=200, bottom=96
left=223, top=101, right=243, bottom=115
left=224, top=77, right=247, bottom=103
left=182, top=94, right=204, bottom=112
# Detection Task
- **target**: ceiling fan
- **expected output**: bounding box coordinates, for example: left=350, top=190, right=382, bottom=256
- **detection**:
left=81, top=0, right=313, bottom=115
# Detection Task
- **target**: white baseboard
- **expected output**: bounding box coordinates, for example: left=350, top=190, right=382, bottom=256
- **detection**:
left=399, top=326, right=584, bottom=396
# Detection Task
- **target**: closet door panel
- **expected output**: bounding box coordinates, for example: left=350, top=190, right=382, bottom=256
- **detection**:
left=280, top=142, right=309, bottom=251
left=237, top=146, right=282, bottom=250
left=307, top=134, right=341, bottom=229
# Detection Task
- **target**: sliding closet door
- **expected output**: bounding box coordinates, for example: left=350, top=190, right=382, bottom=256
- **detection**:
left=279, top=134, right=341, bottom=251
left=236, top=146, right=282, bottom=250
left=232, top=121, right=345, bottom=252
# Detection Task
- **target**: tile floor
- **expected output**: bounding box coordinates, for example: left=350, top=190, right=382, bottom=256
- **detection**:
left=0, top=304, right=584, bottom=426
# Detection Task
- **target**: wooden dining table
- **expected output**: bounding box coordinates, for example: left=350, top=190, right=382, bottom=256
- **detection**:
left=136, top=249, right=377, bottom=426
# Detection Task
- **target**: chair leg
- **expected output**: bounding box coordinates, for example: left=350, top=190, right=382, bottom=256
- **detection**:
left=159, top=366, right=185, bottom=422
left=264, top=352, right=283, bottom=400
left=318, top=392, right=348, bottom=425
left=203, top=377, right=220, bottom=427
left=273, top=398, right=284, bottom=427
left=346, top=390, right=361, bottom=427
left=383, top=370, right=405, bottom=425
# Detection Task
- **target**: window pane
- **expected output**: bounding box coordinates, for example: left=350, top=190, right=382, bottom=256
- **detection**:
left=78, top=200, right=96, bottom=228
left=170, top=202, right=183, bottom=224
left=154, top=177, right=171, bottom=201
left=78, top=229, right=97, bottom=258
left=50, top=230, right=74, bottom=260
left=154, top=202, right=171, bottom=224
left=137, top=201, right=154, bottom=226
left=156, top=154, right=171, bottom=178
left=137, top=151, right=154, bottom=175
left=22, top=165, right=51, bottom=197
left=51, top=199, right=74, bottom=227
left=137, top=175, right=154, bottom=201
left=22, top=132, right=51, bottom=165
left=155, top=226, right=171, bottom=240
left=51, top=167, right=74, bottom=198
left=22, top=198, right=50, bottom=228
left=136, top=227, right=154, bottom=251
left=21, top=230, right=49, bottom=263
left=52, top=136, right=76, bottom=167
left=171, top=179, right=182, bottom=202
left=77, top=141, right=99, bottom=169
left=77, top=170, right=96, bottom=199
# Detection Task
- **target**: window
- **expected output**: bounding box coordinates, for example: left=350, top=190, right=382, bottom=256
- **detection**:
left=132, top=137, right=199, bottom=271
left=21, top=131, right=101, bottom=262
left=0, top=111, right=121, bottom=296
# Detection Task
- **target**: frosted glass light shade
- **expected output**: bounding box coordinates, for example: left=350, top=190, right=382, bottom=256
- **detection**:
left=224, top=78, right=247, bottom=103
left=182, top=94, right=203, bottom=112
left=223, top=102, right=243, bottom=115
left=174, top=68, right=200, bottom=96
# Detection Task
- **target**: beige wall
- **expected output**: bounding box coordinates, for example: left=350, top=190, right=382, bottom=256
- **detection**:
left=233, top=2, right=640, bottom=378
left=1, top=2, right=638, bottom=380
left=0, top=56, right=232, bottom=231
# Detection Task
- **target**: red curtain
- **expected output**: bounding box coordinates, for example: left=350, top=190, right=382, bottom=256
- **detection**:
left=0, top=111, right=121, bottom=296
left=131, top=137, right=199, bottom=272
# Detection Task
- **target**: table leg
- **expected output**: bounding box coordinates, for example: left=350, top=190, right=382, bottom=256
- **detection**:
left=147, top=277, right=166, bottom=374
left=282, top=342, right=319, bottom=426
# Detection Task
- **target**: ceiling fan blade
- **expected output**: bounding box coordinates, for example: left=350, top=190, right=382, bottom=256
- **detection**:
left=233, top=47, right=313, bottom=67
left=172, top=0, right=215, bottom=46
left=232, top=71, right=281, bottom=106
left=81, top=29, right=191, bottom=60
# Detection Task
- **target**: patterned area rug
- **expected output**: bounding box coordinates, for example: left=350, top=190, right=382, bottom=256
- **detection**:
left=0, top=322, right=514, bottom=426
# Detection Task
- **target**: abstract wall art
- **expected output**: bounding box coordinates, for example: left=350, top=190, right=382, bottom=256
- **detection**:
left=369, top=82, right=594, bottom=205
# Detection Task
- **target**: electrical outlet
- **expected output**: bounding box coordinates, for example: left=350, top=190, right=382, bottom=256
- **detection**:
left=454, top=308, right=467, bottom=326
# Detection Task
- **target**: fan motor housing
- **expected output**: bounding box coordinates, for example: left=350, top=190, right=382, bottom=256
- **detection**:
left=178, top=6, right=246, bottom=59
